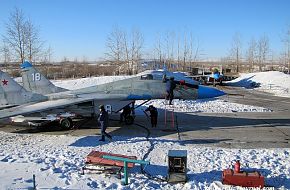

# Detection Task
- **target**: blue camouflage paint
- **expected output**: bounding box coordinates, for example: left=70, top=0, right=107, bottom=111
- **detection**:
left=197, top=85, right=226, bottom=99
left=126, top=94, right=152, bottom=100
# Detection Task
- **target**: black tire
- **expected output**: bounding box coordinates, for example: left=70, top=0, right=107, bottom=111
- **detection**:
left=125, top=115, right=134, bottom=125
left=60, top=118, right=73, bottom=130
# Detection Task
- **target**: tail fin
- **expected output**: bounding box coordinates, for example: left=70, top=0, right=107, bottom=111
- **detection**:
left=0, top=70, right=46, bottom=105
left=20, top=61, right=67, bottom=95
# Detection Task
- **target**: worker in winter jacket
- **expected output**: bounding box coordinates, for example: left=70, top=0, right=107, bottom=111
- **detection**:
left=145, top=105, right=158, bottom=128
left=120, top=104, right=131, bottom=123
left=97, top=105, right=112, bottom=141
left=166, top=76, right=176, bottom=105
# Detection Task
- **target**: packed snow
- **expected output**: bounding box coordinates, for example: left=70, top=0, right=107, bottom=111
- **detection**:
left=0, top=71, right=289, bottom=189
left=227, top=71, right=290, bottom=98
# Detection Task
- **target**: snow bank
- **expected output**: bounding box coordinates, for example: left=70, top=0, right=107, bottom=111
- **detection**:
left=227, top=71, right=290, bottom=98
left=138, top=99, right=271, bottom=113
left=53, top=76, right=132, bottom=90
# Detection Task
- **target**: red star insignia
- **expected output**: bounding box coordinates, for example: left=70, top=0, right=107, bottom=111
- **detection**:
left=2, top=79, right=8, bottom=86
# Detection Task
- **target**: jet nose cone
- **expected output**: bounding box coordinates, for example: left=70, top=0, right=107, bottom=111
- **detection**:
left=197, top=85, right=226, bottom=99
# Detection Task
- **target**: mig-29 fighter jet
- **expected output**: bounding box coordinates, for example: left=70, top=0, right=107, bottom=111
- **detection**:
left=0, top=62, right=226, bottom=129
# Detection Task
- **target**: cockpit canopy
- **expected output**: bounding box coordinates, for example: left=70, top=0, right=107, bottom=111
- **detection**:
left=140, top=74, right=154, bottom=80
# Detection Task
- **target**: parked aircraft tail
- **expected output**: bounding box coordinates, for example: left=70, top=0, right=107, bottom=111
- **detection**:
left=0, top=70, right=46, bottom=105
left=21, top=61, right=67, bottom=95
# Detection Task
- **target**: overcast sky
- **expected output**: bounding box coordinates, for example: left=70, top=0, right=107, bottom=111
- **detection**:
left=0, top=0, right=289, bottom=61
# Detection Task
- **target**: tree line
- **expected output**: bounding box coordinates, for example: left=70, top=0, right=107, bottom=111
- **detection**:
left=0, top=8, right=289, bottom=75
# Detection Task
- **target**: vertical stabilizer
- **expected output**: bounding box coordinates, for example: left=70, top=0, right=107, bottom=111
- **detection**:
left=21, top=61, right=67, bottom=95
left=0, top=70, right=46, bottom=105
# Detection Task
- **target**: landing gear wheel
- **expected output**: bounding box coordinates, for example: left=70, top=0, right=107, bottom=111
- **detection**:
left=125, top=115, right=134, bottom=125
left=60, top=118, right=73, bottom=130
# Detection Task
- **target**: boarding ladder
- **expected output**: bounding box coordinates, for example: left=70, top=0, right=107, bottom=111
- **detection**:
left=164, top=104, right=175, bottom=128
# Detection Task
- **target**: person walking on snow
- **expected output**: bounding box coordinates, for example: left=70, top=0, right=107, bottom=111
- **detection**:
left=97, top=105, right=112, bottom=141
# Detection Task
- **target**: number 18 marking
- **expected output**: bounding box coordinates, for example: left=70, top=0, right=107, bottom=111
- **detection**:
left=32, top=73, right=41, bottom=81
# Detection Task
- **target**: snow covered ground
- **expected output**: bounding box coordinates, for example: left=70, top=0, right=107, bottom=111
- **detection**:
left=0, top=132, right=289, bottom=189
left=0, top=71, right=289, bottom=189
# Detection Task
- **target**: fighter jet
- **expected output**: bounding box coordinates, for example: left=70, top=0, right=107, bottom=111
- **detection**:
left=20, top=61, right=224, bottom=100
left=0, top=63, right=226, bottom=129
left=207, top=69, right=223, bottom=86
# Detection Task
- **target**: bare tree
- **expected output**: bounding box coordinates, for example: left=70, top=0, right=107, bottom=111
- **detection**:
left=257, top=35, right=269, bottom=71
left=177, top=33, right=181, bottom=69
left=187, top=32, right=201, bottom=71
left=25, top=18, right=43, bottom=62
left=73, top=57, right=79, bottom=63
left=43, top=45, right=53, bottom=63
left=164, top=31, right=171, bottom=69
left=182, top=33, right=189, bottom=71
left=282, top=26, right=290, bottom=73
left=151, top=30, right=200, bottom=72
left=0, top=41, right=11, bottom=70
left=61, top=56, right=69, bottom=63
left=82, top=55, right=88, bottom=63
left=3, top=8, right=26, bottom=63
left=192, top=39, right=201, bottom=68
left=246, top=38, right=257, bottom=72
left=187, top=32, right=193, bottom=70
left=164, top=31, right=175, bottom=70
left=2, top=8, right=46, bottom=63
left=181, top=31, right=200, bottom=72
left=229, top=33, right=242, bottom=73
left=122, top=31, right=131, bottom=74
left=105, top=26, right=144, bottom=74
left=153, top=33, right=164, bottom=69
left=287, top=27, right=290, bottom=73
left=0, top=41, right=11, bottom=63
left=130, top=28, right=144, bottom=73
left=105, top=26, right=125, bottom=74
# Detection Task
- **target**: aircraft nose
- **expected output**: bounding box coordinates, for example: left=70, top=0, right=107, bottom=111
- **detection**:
left=197, top=85, right=226, bottom=99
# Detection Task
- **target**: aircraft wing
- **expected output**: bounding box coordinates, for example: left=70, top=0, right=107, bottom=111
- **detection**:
left=0, top=94, right=129, bottom=119
left=0, top=104, right=18, bottom=110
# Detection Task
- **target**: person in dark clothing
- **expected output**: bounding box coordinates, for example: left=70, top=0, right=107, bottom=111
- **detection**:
left=145, top=105, right=158, bottom=128
left=120, top=104, right=131, bottom=123
left=97, top=105, right=112, bottom=141
left=166, top=76, right=176, bottom=105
